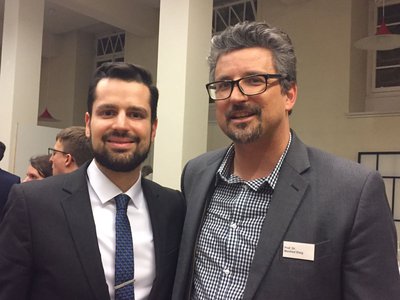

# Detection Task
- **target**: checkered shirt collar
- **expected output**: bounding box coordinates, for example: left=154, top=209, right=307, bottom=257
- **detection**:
left=215, top=132, right=292, bottom=190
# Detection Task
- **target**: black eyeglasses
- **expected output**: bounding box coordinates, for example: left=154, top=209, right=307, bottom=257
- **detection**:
left=48, top=147, right=68, bottom=156
left=206, top=73, right=286, bottom=101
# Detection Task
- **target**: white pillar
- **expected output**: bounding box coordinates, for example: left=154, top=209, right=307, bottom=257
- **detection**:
left=0, top=0, right=44, bottom=170
left=153, top=0, right=213, bottom=189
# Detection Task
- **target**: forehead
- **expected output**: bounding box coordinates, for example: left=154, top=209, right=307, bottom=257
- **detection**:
left=27, top=165, right=40, bottom=175
left=54, top=140, right=64, bottom=150
left=215, top=47, right=275, bottom=78
left=94, top=78, right=151, bottom=108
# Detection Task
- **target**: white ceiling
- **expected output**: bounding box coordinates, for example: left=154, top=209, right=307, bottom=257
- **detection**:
left=0, top=0, right=160, bottom=35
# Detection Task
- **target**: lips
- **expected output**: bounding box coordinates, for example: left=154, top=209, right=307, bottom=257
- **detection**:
left=229, top=110, right=255, bottom=120
left=107, top=137, right=134, bottom=144
left=102, top=132, right=140, bottom=151
left=226, top=104, right=260, bottom=122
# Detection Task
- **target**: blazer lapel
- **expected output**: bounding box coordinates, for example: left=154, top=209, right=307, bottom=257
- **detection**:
left=60, top=165, right=110, bottom=300
left=174, top=149, right=226, bottom=299
left=184, top=149, right=226, bottom=241
left=243, top=133, right=311, bottom=300
left=141, top=180, right=162, bottom=275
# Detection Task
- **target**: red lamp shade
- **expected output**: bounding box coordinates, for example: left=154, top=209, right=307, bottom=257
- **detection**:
left=38, top=107, right=59, bottom=122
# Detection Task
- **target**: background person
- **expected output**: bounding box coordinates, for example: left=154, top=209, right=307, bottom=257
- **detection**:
left=0, top=141, right=20, bottom=216
left=0, top=62, right=185, bottom=300
left=49, top=126, right=93, bottom=175
left=172, top=21, right=400, bottom=300
left=141, top=165, right=153, bottom=179
left=22, top=154, right=52, bottom=182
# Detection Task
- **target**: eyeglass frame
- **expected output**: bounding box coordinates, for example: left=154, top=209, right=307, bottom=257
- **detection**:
left=205, top=73, right=287, bottom=101
left=48, top=147, right=69, bottom=156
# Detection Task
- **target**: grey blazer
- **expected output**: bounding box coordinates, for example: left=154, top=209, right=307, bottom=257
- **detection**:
left=0, top=162, right=185, bottom=300
left=172, top=132, right=400, bottom=300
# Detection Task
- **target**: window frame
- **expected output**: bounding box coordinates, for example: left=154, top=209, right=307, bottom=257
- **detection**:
left=95, top=31, right=125, bottom=68
left=365, top=0, right=400, bottom=112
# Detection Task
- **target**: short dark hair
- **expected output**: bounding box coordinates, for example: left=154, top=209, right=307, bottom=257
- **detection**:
left=87, top=62, right=159, bottom=123
left=30, top=155, right=52, bottom=178
left=56, top=126, right=93, bottom=167
left=0, top=141, right=5, bottom=161
left=208, top=21, right=297, bottom=95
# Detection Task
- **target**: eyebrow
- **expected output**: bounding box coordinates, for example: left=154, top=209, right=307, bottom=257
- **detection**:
left=215, top=71, right=266, bottom=81
left=96, top=104, right=149, bottom=115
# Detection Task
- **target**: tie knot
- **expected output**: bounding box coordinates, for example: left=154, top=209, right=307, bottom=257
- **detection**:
left=115, top=194, right=131, bottom=212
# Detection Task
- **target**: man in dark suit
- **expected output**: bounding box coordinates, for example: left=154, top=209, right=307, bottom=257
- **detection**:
left=0, top=141, right=20, bottom=215
left=0, top=63, right=185, bottom=300
left=172, top=22, right=400, bottom=299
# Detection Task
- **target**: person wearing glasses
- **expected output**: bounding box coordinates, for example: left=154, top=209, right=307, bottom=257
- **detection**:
left=172, top=21, right=400, bottom=300
left=49, top=126, right=93, bottom=175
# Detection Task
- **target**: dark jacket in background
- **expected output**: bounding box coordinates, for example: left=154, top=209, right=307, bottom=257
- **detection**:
left=0, top=168, right=20, bottom=216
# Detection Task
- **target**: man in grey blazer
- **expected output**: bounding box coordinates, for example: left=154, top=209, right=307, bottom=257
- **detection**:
left=0, top=63, right=185, bottom=300
left=172, top=22, right=400, bottom=299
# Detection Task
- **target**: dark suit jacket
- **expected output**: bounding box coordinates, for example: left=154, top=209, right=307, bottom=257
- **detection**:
left=0, top=162, right=185, bottom=300
left=172, top=132, right=400, bottom=300
left=0, top=168, right=20, bottom=215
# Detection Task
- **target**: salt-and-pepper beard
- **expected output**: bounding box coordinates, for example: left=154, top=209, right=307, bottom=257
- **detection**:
left=224, top=103, right=263, bottom=144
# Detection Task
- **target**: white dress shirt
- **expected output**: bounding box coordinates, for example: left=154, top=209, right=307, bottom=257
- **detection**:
left=86, top=160, right=155, bottom=300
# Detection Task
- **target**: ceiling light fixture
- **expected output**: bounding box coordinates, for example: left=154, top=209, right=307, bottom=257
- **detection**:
left=354, top=0, right=400, bottom=51
left=38, top=107, right=59, bottom=122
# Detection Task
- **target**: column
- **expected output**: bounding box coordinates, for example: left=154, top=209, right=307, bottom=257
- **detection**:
left=0, top=0, right=44, bottom=170
left=153, top=0, right=213, bottom=189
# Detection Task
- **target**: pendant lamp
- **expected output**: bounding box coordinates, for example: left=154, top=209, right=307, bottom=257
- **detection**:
left=354, top=0, right=400, bottom=51
left=38, top=107, right=59, bottom=122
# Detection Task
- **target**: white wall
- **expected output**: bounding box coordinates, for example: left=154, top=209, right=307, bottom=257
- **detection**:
left=38, top=31, right=95, bottom=129
left=73, top=31, right=95, bottom=125
left=14, top=124, right=60, bottom=178
left=125, top=32, right=159, bottom=80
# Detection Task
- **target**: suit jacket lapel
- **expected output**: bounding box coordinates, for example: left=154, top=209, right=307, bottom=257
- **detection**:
left=184, top=149, right=225, bottom=243
left=174, top=149, right=225, bottom=299
left=243, top=133, right=310, bottom=300
left=61, top=164, right=110, bottom=300
left=141, top=179, right=161, bottom=275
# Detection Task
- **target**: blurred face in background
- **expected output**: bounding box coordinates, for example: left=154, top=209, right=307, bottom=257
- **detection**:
left=23, top=165, right=45, bottom=182
left=49, top=140, right=69, bottom=175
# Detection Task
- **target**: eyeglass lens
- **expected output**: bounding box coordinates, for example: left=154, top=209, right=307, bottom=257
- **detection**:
left=207, top=75, right=269, bottom=100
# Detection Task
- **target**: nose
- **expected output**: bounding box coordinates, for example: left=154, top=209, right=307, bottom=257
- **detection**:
left=229, top=82, right=247, bottom=103
left=112, top=111, right=129, bottom=130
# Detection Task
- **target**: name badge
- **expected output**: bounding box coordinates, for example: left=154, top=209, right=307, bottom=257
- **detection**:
left=283, top=241, right=315, bottom=261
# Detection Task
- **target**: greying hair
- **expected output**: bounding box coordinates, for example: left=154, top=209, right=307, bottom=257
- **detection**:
left=208, top=21, right=297, bottom=94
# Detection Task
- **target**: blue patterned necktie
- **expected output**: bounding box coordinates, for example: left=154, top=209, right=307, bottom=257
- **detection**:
left=114, top=194, right=135, bottom=300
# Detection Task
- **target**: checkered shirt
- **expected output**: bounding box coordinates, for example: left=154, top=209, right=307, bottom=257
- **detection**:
left=192, top=134, right=292, bottom=300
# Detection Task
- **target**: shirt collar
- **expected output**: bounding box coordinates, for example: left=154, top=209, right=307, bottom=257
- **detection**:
left=86, top=160, right=143, bottom=209
left=216, top=132, right=292, bottom=190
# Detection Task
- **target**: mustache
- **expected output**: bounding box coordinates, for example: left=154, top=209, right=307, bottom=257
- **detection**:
left=101, top=130, right=140, bottom=143
left=225, top=103, right=261, bottom=119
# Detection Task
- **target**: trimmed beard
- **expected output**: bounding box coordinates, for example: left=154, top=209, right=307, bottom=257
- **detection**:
left=91, top=130, right=151, bottom=172
left=225, top=122, right=263, bottom=144
left=223, top=103, right=263, bottom=144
